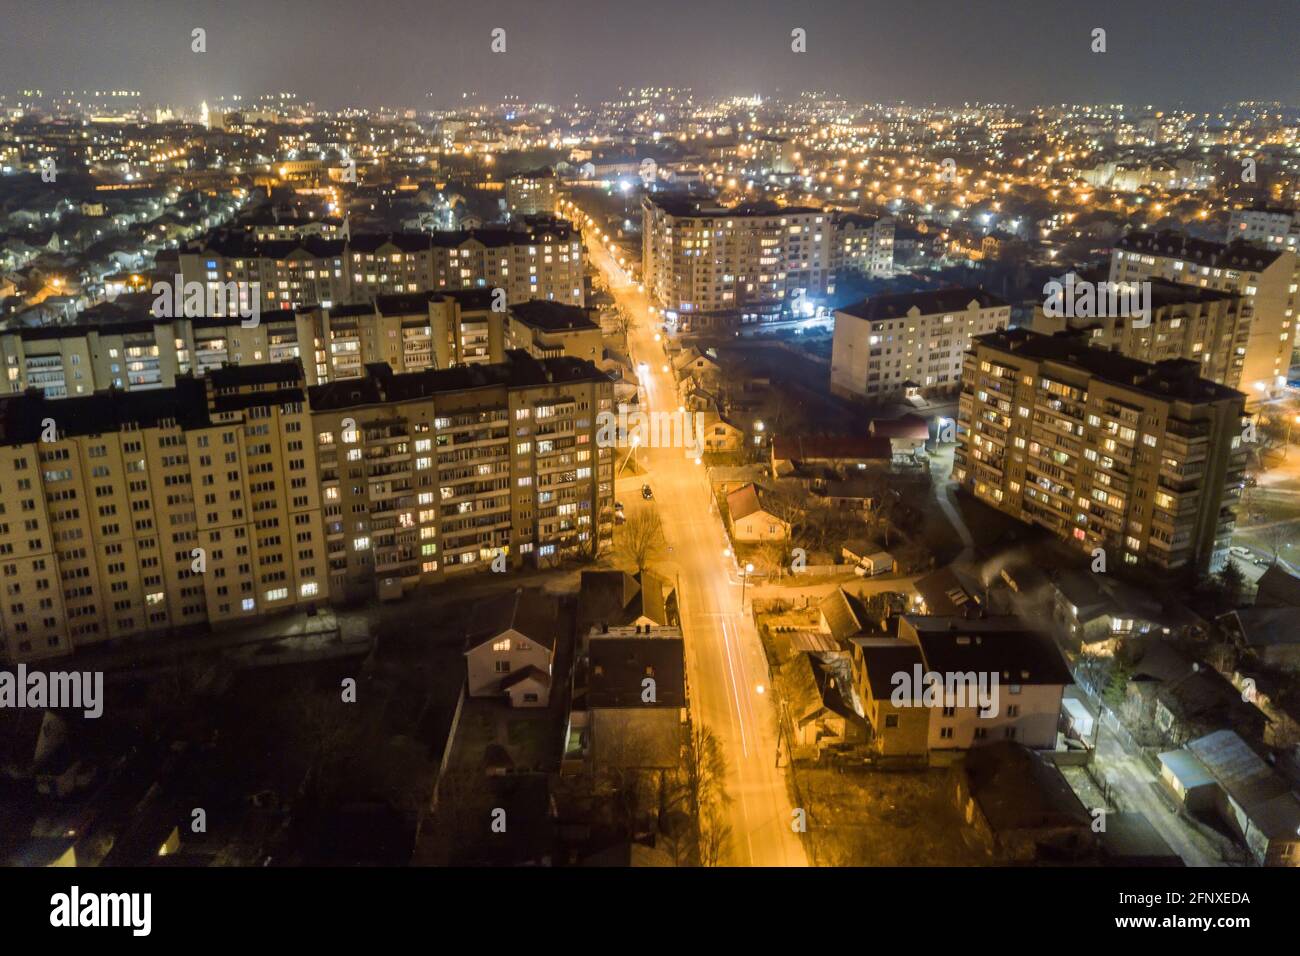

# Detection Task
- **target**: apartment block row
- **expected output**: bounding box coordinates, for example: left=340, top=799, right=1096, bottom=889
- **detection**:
left=0, top=351, right=615, bottom=664
left=641, top=195, right=894, bottom=327
left=173, top=216, right=586, bottom=314
left=2, top=292, right=604, bottom=397
left=830, top=287, right=1011, bottom=401
left=956, top=328, right=1248, bottom=574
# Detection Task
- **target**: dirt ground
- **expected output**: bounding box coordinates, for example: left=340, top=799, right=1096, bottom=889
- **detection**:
left=797, top=766, right=991, bottom=866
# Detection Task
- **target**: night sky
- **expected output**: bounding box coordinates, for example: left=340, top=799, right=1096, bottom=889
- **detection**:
left=1, top=0, right=1297, bottom=109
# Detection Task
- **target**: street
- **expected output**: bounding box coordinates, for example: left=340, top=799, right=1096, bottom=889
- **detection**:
left=589, top=231, right=808, bottom=866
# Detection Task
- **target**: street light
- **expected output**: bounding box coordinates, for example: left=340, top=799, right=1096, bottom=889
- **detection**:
left=617, top=434, right=640, bottom=478
left=741, top=562, right=754, bottom=607
left=1285, top=413, right=1300, bottom=460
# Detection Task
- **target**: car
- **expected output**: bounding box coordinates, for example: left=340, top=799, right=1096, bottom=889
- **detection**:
left=641, top=484, right=654, bottom=500
left=1254, top=557, right=1271, bottom=567
left=1231, top=546, right=1251, bottom=557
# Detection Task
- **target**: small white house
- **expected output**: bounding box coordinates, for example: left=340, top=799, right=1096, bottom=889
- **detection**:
left=463, top=589, right=557, bottom=708
left=726, top=483, right=789, bottom=542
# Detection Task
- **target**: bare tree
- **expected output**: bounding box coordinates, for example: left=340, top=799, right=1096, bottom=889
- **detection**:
left=593, top=711, right=666, bottom=837
left=1267, top=524, right=1286, bottom=564
left=674, top=722, right=732, bottom=865
left=760, top=485, right=807, bottom=540
left=697, top=800, right=732, bottom=867
left=611, top=311, right=634, bottom=340
left=619, top=507, right=665, bottom=575
left=283, top=682, right=366, bottom=806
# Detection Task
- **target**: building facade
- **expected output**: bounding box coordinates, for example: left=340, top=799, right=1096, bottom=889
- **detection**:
left=641, top=197, right=893, bottom=328
left=642, top=196, right=831, bottom=326
left=1109, top=231, right=1296, bottom=398
left=307, top=352, right=615, bottom=602
left=1031, top=276, right=1250, bottom=389
left=176, top=217, right=585, bottom=314
left=955, top=329, right=1248, bottom=573
left=3, top=289, right=598, bottom=397
left=506, top=168, right=558, bottom=218
left=831, top=288, right=1010, bottom=400
left=0, top=363, right=326, bottom=663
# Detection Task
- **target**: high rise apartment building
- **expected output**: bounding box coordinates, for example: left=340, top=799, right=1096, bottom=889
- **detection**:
left=307, top=353, right=614, bottom=602
left=1110, top=230, right=1297, bottom=398
left=506, top=167, right=558, bottom=217
left=0, top=363, right=326, bottom=663
left=641, top=196, right=894, bottom=328
left=0, top=352, right=615, bottom=663
left=831, top=288, right=1010, bottom=400
left=1031, top=275, right=1251, bottom=389
left=955, top=329, right=1248, bottom=574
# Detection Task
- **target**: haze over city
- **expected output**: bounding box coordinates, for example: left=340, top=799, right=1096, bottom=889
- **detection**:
left=1, top=0, right=1297, bottom=108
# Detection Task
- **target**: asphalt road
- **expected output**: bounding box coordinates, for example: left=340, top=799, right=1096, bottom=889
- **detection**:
left=588, top=231, right=807, bottom=866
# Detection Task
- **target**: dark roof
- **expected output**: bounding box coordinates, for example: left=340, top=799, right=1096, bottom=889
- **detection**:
left=837, top=287, right=1008, bottom=322
left=188, top=220, right=578, bottom=259
left=1098, top=812, right=1183, bottom=865
left=726, top=482, right=770, bottom=522
left=0, top=364, right=306, bottom=446
left=972, top=328, right=1246, bottom=405
left=1253, top=565, right=1300, bottom=608
left=499, top=665, right=551, bottom=692
left=588, top=636, right=685, bottom=708
left=903, top=615, right=1074, bottom=686
left=914, top=566, right=981, bottom=616
left=819, top=587, right=869, bottom=642
left=463, top=589, right=558, bottom=653
left=784, top=652, right=862, bottom=725
left=869, top=414, right=929, bottom=440
left=510, top=300, right=600, bottom=332
left=771, top=435, right=891, bottom=462
left=645, top=195, right=822, bottom=219
left=959, top=742, right=1091, bottom=834
left=852, top=637, right=925, bottom=699
left=578, top=570, right=676, bottom=629
left=1221, top=608, right=1300, bottom=649
left=1055, top=268, right=1243, bottom=309
left=307, top=351, right=609, bottom=411
left=1115, top=230, right=1284, bottom=271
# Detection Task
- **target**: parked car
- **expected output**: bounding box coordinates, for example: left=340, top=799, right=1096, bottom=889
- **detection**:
left=641, top=484, right=654, bottom=500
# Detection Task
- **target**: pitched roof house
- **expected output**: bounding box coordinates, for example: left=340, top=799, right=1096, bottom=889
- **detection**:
left=463, top=589, right=557, bottom=707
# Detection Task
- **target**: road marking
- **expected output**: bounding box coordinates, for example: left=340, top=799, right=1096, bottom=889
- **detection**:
left=719, top=618, right=750, bottom=758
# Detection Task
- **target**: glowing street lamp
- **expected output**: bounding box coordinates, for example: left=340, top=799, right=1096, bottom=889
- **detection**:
left=741, top=561, right=755, bottom=606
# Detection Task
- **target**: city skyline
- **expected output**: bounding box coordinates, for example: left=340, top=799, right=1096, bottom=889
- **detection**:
left=3, top=0, right=1300, bottom=912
